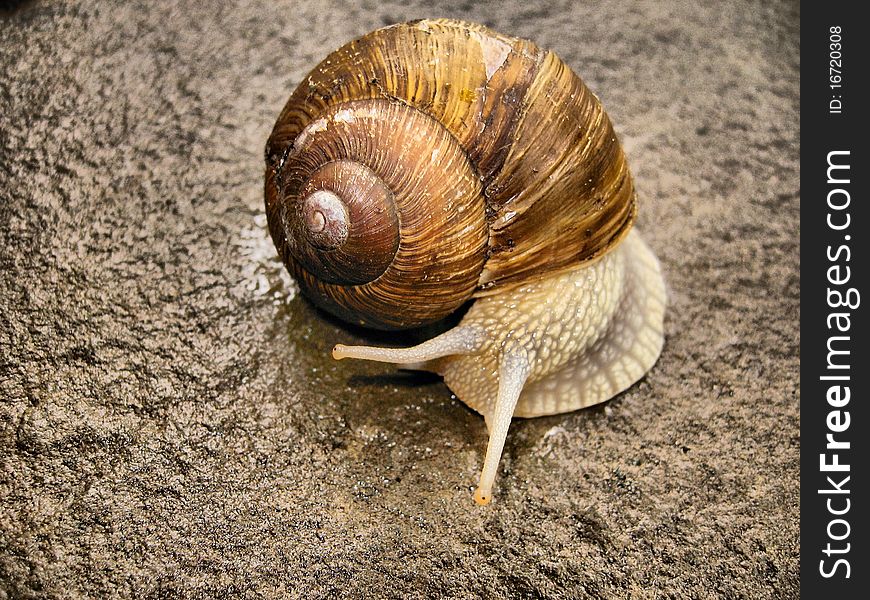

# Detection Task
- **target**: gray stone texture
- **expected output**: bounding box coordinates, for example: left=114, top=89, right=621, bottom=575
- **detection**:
left=1, top=1, right=799, bottom=598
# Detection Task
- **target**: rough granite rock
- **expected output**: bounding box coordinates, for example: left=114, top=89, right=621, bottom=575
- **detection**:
left=1, top=1, right=799, bottom=598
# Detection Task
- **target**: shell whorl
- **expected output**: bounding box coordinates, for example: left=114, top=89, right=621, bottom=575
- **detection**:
left=266, top=98, right=487, bottom=329
left=265, top=19, right=637, bottom=329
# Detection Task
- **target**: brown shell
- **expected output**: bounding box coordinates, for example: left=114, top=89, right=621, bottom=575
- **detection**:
left=265, top=19, right=636, bottom=328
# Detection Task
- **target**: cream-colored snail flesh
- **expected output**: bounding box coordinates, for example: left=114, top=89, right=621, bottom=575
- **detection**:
left=264, top=19, right=666, bottom=505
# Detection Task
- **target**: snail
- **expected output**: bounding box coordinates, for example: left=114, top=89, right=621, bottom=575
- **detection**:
left=264, top=19, right=666, bottom=505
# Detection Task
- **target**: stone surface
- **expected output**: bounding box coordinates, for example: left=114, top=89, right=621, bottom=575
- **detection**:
left=1, top=1, right=799, bottom=598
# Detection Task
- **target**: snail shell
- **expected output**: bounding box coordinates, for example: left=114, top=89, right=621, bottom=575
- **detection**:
left=264, top=19, right=666, bottom=504
left=265, top=18, right=636, bottom=330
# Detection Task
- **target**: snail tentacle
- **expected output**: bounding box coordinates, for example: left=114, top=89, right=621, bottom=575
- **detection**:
left=332, top=325, right=487, bottom=364
left=473, top=352, right=530, bottom=506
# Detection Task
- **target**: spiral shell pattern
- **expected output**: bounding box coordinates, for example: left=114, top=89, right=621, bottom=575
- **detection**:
left=265, top=19, right=636, bottom=329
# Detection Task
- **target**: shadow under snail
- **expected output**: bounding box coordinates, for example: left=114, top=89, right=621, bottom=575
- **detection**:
left=264, top=19, right=666, bottom=505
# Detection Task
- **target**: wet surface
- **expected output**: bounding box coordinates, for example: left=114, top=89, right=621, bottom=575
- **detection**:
left=1, top=1, right=799, bottom=598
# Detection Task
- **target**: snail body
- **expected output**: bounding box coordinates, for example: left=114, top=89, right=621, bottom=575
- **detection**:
left=265, top=19, right=666, bottom=504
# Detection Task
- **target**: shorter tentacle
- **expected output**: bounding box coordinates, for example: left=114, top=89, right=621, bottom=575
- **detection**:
left=332, top=325, right=487, bottom=364
left=474, top=352, right=530, bottom=505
